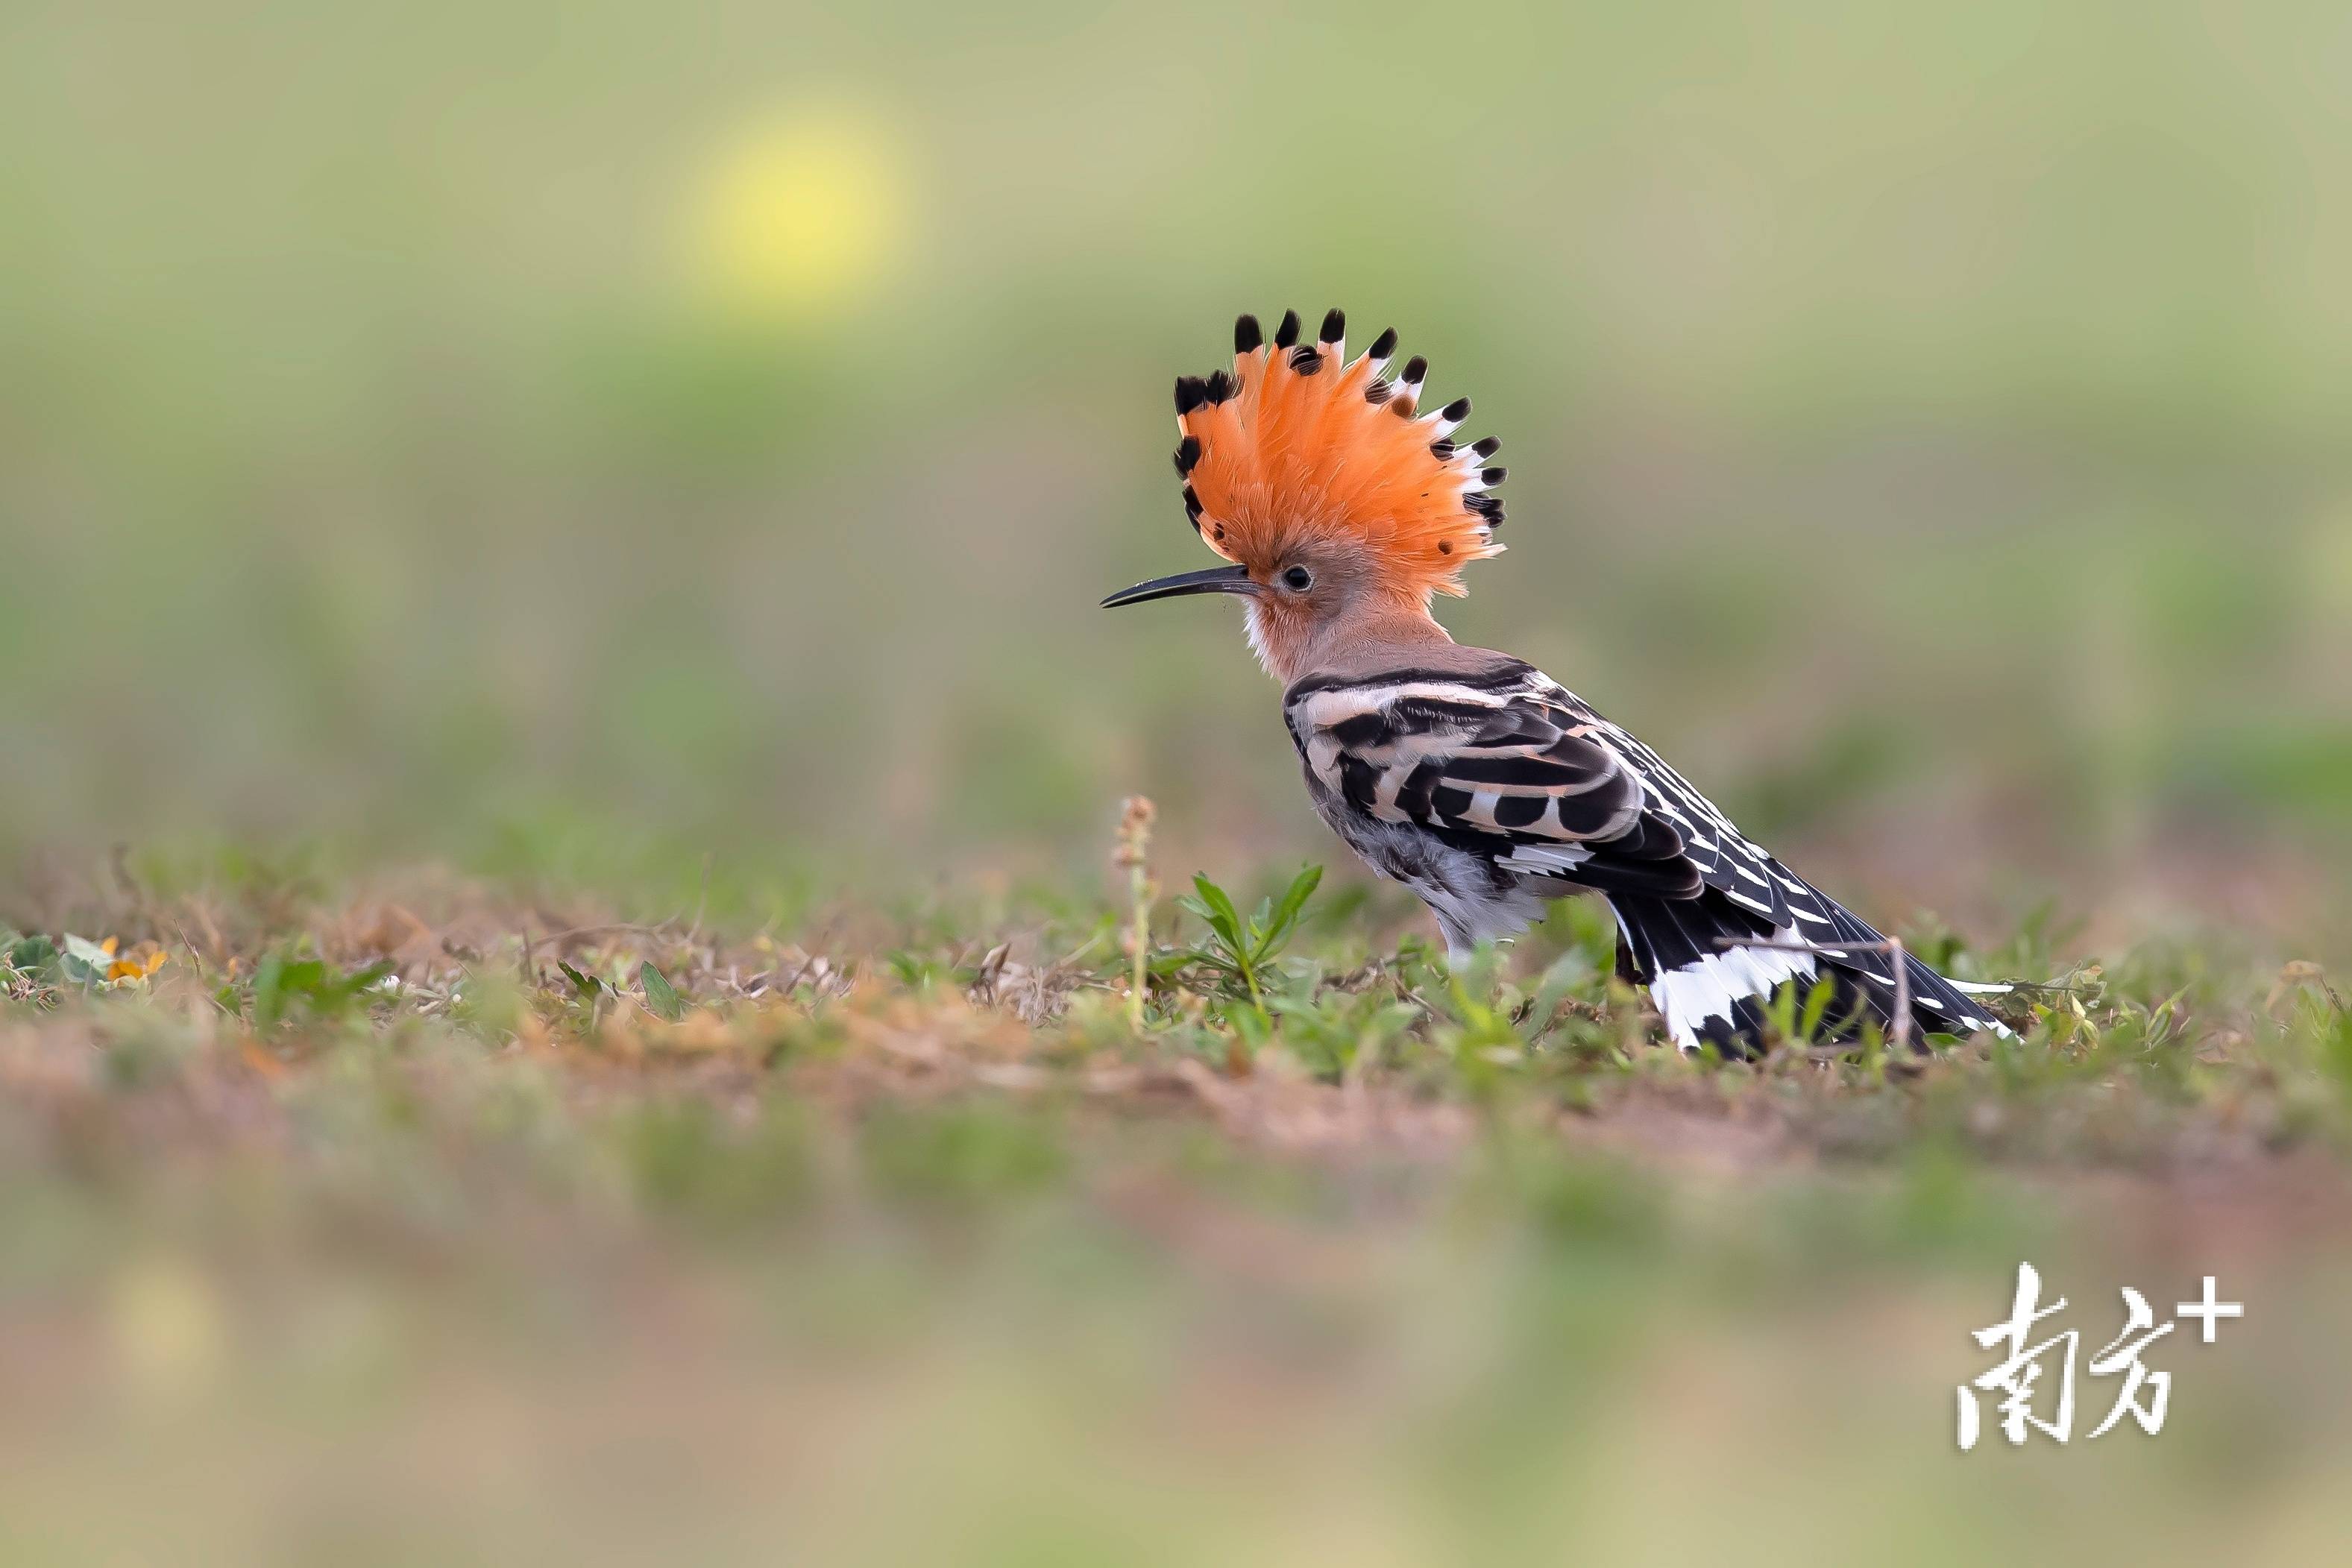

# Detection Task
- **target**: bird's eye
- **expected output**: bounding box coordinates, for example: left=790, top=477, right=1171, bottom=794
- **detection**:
left=1281, top=565, right=1313, bottom=592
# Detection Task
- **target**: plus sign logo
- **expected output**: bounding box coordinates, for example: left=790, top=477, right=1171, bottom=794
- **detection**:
left=2175, top=1276, right=2244, bottom=1343
left=1958, top=1266, right=2244, bottom=1449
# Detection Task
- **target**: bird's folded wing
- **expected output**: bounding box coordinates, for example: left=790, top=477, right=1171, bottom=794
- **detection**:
left=1287, top=666, right=1994, bottom=1030
left=1286, top=667, right=1866, bottom=928
left=1285, top=671, right=1706, bottom=900
left=1559, top=696, right=1823, bottom=930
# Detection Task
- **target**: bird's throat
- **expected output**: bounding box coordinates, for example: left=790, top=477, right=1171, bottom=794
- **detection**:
left=1248, top=600, right=1456, bottom=685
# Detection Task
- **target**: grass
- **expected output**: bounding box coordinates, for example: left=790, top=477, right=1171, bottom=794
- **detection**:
left=4, top=833, right=2352, bottom=1562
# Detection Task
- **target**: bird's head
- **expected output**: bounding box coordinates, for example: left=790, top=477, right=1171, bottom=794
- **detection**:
left=1101, top=309, right=1506, bottom=682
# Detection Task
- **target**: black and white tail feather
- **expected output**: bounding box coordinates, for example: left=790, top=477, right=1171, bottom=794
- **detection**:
left=1282, top=658, right=2009, bottom=1056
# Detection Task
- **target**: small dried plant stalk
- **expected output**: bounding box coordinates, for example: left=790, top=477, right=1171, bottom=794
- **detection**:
left=1113, top=796, right=1157, bottom=1030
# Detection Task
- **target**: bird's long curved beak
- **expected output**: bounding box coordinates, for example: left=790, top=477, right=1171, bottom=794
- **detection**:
left=1099, top=563, right=1260, bottom=608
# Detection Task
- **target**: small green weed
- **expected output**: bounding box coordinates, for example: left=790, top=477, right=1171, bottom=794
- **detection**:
left=1169, top=863, right=1322, bottom=1027
left=245, top=953, right=397, bottom=1032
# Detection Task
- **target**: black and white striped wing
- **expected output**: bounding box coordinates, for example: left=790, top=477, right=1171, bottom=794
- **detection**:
left=1547, top=694, right=1994, bottom=1011
left=1283, top=662, right=1707, bottom=901
left=1283, top=661, right=2004, bottom=1043
left=1547, top=687, right=1827, bottom=933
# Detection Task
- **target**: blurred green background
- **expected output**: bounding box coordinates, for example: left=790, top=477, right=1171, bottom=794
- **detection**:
left=5, top=0, right=2351, bottom=934
left=8, top=7, right=2352, bottom=1561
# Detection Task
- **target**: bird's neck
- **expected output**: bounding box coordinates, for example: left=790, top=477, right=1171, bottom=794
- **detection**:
left=1256, top=602, right=1457, bottom=686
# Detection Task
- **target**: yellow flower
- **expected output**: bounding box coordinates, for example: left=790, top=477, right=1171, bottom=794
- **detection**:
left=107, top=942, right=170, bottom=983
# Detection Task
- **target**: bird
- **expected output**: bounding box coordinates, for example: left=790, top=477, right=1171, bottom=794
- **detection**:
left=1102, top=308, right=2007, bottom=1057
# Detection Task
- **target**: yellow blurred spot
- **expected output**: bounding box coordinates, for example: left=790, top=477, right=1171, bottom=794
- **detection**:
left=676, top=104, right=908, bottom=321
left=108, top=1254, right=228, bottom=1402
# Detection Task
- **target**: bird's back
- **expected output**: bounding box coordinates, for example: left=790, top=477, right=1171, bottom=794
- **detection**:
left=1280, top=648, right=2005, bottom=1054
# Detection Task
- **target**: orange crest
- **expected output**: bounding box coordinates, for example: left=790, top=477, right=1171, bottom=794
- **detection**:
left=1172, top=309, right=1506, bottom=599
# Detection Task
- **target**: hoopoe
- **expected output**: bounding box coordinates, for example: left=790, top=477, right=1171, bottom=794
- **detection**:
left=1104, top=309, right=2005, bottom=1057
